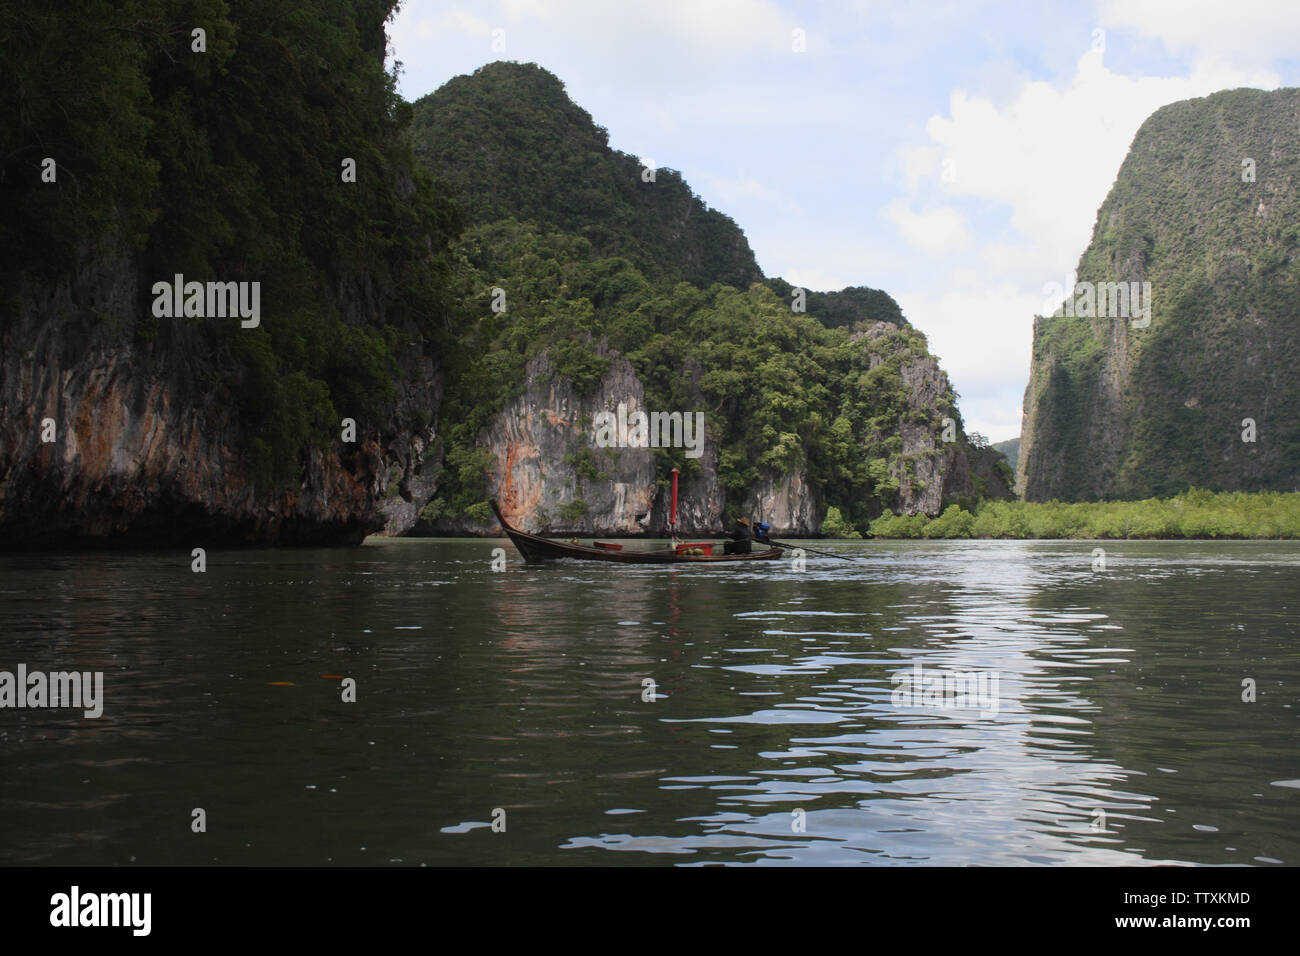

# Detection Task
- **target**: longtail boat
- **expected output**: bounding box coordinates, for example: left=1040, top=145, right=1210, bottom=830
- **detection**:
left=490, top=500, right=782, bottom=565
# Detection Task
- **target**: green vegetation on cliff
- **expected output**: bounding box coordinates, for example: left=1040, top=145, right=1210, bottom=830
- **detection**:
left=433, top=216, right=965, bottom=528
left=2, top=38, right=996, bottom=538
left=409, top=63, right=759, bottom=291
left=1021, top=88, right=1300, bottom=501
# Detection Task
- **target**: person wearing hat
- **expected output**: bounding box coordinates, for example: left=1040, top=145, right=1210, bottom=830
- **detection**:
left=723, top=516, right=752, bottom=555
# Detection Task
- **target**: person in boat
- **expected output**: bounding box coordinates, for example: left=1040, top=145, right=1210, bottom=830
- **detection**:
left=724, top=517, right=752, bottom=555
left=752, top=521, right=772, bottom=544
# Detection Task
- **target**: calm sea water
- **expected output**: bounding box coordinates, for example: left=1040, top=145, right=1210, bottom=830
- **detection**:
left=1, top=538, right=1296, bottom=866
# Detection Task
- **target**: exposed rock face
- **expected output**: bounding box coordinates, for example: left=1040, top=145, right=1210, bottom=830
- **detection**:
left=423, top=345, right=658, bottom=535
left=416, top=344, right=825, bottom=537
left=854, top=322, right=982, bottom=517
left=0, top=252, right=435, bottom=548
left=0, top=267, right=999, bottom=547
left=894, top=355, right=964, bottom=515
left=376, top=358, right=443, bottom=535
left=744, top=472, right=820, bottom=534
left=1019, top=87, right=1300, bottom=500
left=415, top=329, right=995, bottom=537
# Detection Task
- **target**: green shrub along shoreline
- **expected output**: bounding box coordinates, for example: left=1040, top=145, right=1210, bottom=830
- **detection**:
left=852, top=489, right=1300, bottom=539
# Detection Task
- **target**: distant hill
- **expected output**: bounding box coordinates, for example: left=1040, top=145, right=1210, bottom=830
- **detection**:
left=1019, top=87, right=1300, bottom=500
left=992, top=437, right=1020, bottom=477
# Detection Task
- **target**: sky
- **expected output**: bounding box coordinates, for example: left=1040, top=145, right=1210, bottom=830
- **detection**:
left=387, top=0, right=1300, bottom=442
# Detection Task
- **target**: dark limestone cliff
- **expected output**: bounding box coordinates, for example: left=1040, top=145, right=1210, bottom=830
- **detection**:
left=0, top=245, right=440, bottom=547
left=1019, top=88, right=1300, bottom=500
left=0, top=2, right=461, bottom=548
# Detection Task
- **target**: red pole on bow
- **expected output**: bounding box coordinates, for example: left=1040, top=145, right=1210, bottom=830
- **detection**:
left=670, top=468, right=679, bottom=531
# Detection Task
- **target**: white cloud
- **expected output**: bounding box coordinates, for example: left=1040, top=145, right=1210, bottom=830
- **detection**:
left=895, top=282, right=1042, bottom=442
left=782, top=268, right=853, bottom=292
left=692, top=169, right=805, bottom=216
left=915, top=50, right=1280, bottom=288
left=1097, top=0, right=1300, bottom=66
left=897, top=144, right=943, bottom=191
left=882, top=199, right=970, bottom=255
left=502, top=0, right=554, bottom=21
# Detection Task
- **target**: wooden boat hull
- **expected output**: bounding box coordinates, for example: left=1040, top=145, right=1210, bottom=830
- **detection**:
left=490, top=501, right=782, bottom=565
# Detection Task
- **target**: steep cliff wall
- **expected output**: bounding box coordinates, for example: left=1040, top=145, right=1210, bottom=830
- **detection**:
left=0, top=3, right=461, bottom=547
left=1019, top=87, right=1300, bottom=500
left=416, top=345, right=657, bottom=535
left=2, top=38, right=1002, bottom=547
left=0, top=251, right=438, bottom=547
left=893, top=353, right=967, bottom=515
